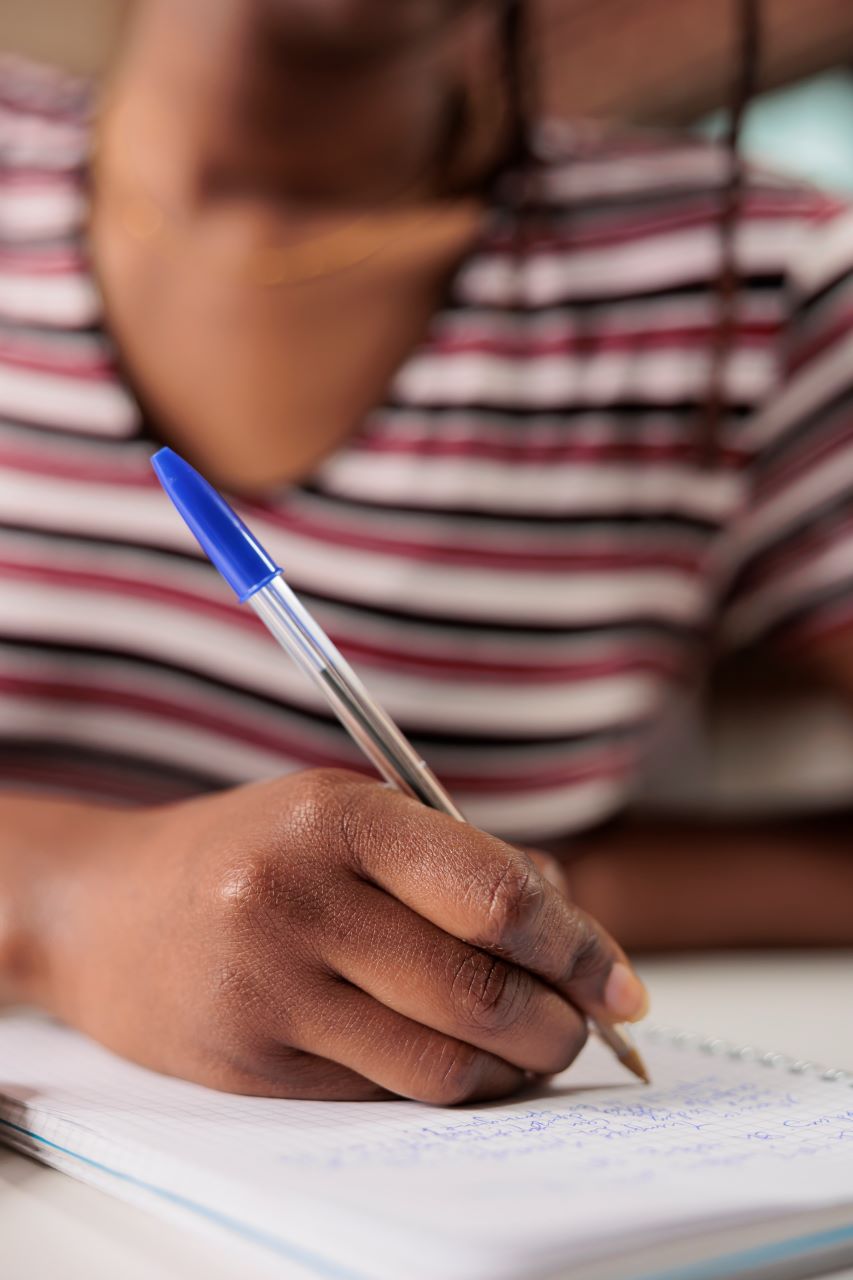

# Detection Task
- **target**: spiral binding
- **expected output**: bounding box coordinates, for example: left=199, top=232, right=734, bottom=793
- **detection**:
left=640, top=1023, right=853, bottom=1086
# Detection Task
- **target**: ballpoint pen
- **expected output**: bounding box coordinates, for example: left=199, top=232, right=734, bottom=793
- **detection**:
left=151, top=446, right=649, bottom=1084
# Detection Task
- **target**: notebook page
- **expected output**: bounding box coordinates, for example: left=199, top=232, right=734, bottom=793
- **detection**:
left=2, top=1013, right=853, bottom=1280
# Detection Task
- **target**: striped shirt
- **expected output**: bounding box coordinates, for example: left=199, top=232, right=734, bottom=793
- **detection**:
left=3, top=58, right=853, bottom=841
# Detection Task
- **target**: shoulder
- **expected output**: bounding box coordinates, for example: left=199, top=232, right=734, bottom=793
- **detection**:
left=509, top=122, right=848, bottom=264
left=467, top=122, right=851, bottom=313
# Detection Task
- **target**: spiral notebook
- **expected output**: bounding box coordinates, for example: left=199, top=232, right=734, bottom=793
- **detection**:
left=2, top=1012, right=853, bottom=1280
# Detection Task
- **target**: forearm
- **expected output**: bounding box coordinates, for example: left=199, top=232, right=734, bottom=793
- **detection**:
left=567, top=814, right=853, bottom=951
left=0, top=792, right=133, bottom=1007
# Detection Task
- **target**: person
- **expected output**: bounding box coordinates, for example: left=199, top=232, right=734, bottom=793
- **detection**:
left=0, top=0, right=851, bottom=1103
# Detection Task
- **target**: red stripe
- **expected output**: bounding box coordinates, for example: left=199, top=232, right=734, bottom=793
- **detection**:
left=0, top=170, right=82, bottom=192
left=0, top=351, right=115, bottom=382
left=735, top=510, right=853, bottom=596
left=483, top=192, right=827, bottom=254
left=753, top=413, right=853, bottom=510
left=786, top=306, right=853, bottom=379
left=0, top=447, right=156, bottom=486
left=0, top=672, right=355, bottom=769
left=0, top=248, right=86, bottom=277
left=0, top=559, right=252, bottom=628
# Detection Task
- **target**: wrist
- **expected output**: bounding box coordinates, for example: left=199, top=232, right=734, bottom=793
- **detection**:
left=0, top=795, right=154, bottom=1010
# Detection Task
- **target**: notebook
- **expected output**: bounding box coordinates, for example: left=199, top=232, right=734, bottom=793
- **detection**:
left=2, top=1012, right=853, bottom=1280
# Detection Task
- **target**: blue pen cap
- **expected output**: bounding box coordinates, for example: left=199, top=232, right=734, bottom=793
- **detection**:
left=151, top=447, right=281, bottom=601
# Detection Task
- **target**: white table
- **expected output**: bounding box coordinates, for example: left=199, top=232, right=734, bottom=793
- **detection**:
left=3, top=950, right=853, bottom=1280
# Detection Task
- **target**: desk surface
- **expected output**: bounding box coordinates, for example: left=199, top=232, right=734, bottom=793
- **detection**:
left=3, top=950, right=853, bottom=1280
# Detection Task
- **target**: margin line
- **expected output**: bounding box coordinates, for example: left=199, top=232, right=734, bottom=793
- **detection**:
left=0, top=1114, right=371, bottom=1280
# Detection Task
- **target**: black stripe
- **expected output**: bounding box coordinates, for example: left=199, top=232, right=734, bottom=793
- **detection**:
left=374, top=398, right=757, bottom=422
left=791, top=264, right=853, bottom=320
left=749, top=385, right=853, bottom=478
left=0, top=739, right=226, bottom=795
left=747, top=576, right=853, bottom=648
left=450, top=274, right=787, bottom=312
left=727, top=486, right=853, bottom=592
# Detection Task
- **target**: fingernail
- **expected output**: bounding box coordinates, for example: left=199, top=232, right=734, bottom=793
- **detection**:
left=603, top=963, right=649, bottom=1022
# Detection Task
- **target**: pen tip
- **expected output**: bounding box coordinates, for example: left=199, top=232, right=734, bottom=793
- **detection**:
left=621, top=1047, right=651, bottom=1084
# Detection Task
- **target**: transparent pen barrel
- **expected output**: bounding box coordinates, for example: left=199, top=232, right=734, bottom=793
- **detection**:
left=249, top=575, right=465, bottom=820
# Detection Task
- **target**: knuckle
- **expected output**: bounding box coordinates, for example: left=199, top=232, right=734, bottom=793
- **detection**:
left=411, top=1037, right=486, bottom=1106
left=472, top=854, right=543, bottom=951
left=448, top=950, right=528, bottom=1035
left=214, top=851, right=286, bottom=930
left=287, top=768, right=358, bottom=843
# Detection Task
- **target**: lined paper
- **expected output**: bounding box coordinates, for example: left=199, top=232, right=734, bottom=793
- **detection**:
left=2, top=1014, right=853, bottom=1280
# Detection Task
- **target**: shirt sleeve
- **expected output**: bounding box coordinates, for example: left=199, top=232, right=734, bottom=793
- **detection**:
left=719, top=196, right=853, bottom=656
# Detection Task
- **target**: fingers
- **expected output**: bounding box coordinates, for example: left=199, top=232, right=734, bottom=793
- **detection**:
left=207, top=1050, right=394, bottom=1101
left=324, top=881, right=588, bottom=1075
left=293, top=975, right=526, bottom=1105
left=331, top=778, right=648, bottom=1026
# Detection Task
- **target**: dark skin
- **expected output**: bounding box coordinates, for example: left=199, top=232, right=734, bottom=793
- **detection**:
left=1, top=0, right=851, bottom=1103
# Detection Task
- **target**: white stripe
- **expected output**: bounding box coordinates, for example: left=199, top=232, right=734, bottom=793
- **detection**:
left=722, top=529, right=853, bottom=646
left=278, top=539, right=708, bottom=628
left=0, top=365, right=139, bottom=435
left=460, top=776, right=629, bottom=841
left=392, top=347, right=776, bottom=408
left=459, top=221, right=806, bottom=307
left=0, top=581, right=673, bottom=733
left=540, top=147, right=732, bottom=200
left=0, top=109, right=88, bottom=170
left=0, top=271, right=99, bottom=326
left=0, top=470, right=199, bottom=549
left=724, top=445, right=853, bottom=563
left=318, top=452, right=743, bottom=521
left=738, top=331, right=853, bottom=452
left=0, top=188, right=86, bottom=240
left=789, top=207, right=853, bottom=297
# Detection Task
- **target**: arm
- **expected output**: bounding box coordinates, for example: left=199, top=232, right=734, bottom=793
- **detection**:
left=536, top=0, right=853, bottom=123
left=567, top=813, right=853, bottom=952
left=0, top=792, right=138, bottom=1008
left=564, top=635, right=853, bottom=952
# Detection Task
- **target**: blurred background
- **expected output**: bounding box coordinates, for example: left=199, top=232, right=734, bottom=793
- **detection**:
left=3, top=0, right=853, bottom=816
left=3, top=0, right=853, bottom=191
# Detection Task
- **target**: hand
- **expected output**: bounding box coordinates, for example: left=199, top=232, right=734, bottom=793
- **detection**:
left=44, top=770, right=647, bottom=1103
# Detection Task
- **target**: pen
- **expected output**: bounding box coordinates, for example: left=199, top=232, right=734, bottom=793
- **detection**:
left=151, top=446, right=649, bottom=1085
